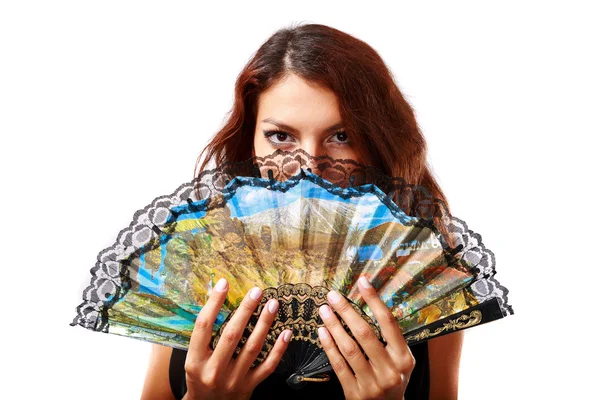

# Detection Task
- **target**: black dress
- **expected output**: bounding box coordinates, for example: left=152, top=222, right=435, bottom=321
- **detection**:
left=169, top=341, right=430, bottom=399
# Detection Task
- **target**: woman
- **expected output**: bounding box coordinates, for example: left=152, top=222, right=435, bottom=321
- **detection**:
left=141, top=23, right=464, bottom=400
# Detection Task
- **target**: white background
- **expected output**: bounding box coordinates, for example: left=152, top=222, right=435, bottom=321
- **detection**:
left=2, top=1, right=598, bottom=399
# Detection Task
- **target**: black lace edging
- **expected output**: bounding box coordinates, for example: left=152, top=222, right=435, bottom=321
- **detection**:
left=70, top=149, right=514, bottom=334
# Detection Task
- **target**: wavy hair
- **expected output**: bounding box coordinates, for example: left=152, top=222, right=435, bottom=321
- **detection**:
left=194, top=22, right=453, bottom=229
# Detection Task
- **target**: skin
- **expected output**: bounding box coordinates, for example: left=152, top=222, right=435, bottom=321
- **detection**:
left=179, top=280, right=292, bottom=399
left=142, top=279, right=294, bottom=400
left=141, top=73, right=464, bottom=400
left=252, top=74, right=363, bottom=163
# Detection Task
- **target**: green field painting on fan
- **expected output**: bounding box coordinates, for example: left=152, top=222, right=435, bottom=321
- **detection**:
left=104, top=175, right=477, bottom=349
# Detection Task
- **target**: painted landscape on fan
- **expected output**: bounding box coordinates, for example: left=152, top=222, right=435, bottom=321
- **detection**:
left=108, top=176, right=480, bottom=349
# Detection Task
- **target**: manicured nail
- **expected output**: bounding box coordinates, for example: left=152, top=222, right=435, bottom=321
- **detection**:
left=267, top=299, right=279, bottom=314
left=249, top=287, right=262, bottom=301
left=214, top=278, right=227, bottom=292
left=358, top=276, right=372, bottom=289
left=327, top=290, right=341, bottom=304
left=283, top=330, right=292, bottom=343
left=319, top=304, right=332, bottom=318
left=318, top=327, right=330, bottom=340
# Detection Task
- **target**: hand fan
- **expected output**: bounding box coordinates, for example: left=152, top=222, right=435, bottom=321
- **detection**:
left=71, top=149, right=513, bottom=387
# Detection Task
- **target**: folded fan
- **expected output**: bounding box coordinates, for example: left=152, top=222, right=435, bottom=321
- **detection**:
left=71, top=149, right=513, bottom=387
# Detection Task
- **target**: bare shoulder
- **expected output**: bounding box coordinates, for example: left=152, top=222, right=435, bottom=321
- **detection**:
left=140, top=344, right=177, bottom=400
left=427, top=330, right=464, bottom=400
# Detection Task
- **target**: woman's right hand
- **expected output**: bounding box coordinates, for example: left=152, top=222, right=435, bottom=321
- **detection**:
left=182, top=278, right=292, bottom=400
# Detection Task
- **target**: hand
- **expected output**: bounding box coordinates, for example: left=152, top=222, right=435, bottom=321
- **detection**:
left=183, top=278, right=293, bottom=400
left=317, top=276, right=416, bottom=400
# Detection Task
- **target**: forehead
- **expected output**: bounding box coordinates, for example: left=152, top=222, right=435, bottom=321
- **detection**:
left=257, top=74, right=341, bottom=124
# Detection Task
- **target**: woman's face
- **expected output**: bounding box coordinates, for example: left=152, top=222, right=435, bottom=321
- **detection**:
left=253, top=74, right=362, bottom=163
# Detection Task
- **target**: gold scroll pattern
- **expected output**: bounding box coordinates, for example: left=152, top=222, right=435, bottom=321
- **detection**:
left=212, top=283, right=385, bottom=367
left=405, top=310, right=482, bottom=344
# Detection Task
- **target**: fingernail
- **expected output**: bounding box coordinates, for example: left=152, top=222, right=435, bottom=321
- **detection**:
left=319, top=304, right=332, bottom=318
left=267, top=299, right=279, bottom=314
left=249, top=287, right=262, bottom=301
left=358, top=276, right=372, bottom=289
left=318, top=327, right=330, bottom=340
left=214, top=278, right=227, bottom=292
left=283, top=330, right=292, bottom=343
left=327, top=290, right=341, bottom=304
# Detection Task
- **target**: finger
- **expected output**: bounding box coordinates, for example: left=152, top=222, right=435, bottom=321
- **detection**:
left=211, top=286, right=264, bottom=366
left=316, top=326, right=358, bottom=393
left=318, top=302, right=374, bottom=379
left=187, top=277, right=229, bottom=361
left=231, top=298, right=280, bottom=377
left=325, top=289, right=392, bottom=371
left=356, top=275, right=410, bottom=357
left=246, top=329, right=293, bottom=387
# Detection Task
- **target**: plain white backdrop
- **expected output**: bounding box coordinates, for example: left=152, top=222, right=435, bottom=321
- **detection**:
left=1, top=1, right=598, bottom=399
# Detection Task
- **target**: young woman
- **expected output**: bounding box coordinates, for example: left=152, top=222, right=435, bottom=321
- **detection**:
left=141, top=23, right=464, bottom=400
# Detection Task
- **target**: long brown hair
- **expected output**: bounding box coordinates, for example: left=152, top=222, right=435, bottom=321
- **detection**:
left=195, top=22, right=453, bottom=224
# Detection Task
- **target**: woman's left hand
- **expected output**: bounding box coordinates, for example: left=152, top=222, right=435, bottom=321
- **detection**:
left=317, top=275, right=416, bottom=400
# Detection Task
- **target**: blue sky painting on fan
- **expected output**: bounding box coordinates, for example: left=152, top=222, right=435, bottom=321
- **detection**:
left=98, top=170, right=484, bottom=349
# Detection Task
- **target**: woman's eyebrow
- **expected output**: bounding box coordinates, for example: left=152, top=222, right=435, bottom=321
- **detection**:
left=261, top=117, right=344, bottom=134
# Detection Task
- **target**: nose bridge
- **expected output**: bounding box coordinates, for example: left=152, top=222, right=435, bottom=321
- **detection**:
left=300, top=141, right=328, bottom=177
left=300, top=138, right=326, bottom=160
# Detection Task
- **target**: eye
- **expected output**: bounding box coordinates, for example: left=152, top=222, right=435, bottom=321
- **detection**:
left=330, top=131, right=350, bottom=144
left=263, top=129, right=295, bottom=145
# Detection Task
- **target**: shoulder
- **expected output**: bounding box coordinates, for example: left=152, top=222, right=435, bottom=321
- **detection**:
left=427, top=331, right=464, bottom=399
left=140, top=344, right=177, bottom=400
left=428, top=330, right=464, bottom=367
